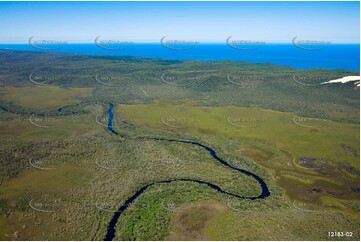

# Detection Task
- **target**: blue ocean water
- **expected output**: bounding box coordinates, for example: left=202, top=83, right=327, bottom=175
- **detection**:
left=0, top=43, right=359, bottom=70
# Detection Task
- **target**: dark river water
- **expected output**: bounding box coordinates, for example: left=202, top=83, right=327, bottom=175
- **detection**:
left=104, top=103, right=270, bottom=241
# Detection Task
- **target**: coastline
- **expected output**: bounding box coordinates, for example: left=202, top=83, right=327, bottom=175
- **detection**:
left=0, top=44, right=359, bottom=71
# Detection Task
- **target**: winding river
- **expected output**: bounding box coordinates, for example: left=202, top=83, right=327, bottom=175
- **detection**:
left=0, top=104, right=8, bottom=112
left=1, top=101, right=270, bottom=240
left=107, top=104, right=118, bottom=135
left=103, top=103, right=270, bottom=241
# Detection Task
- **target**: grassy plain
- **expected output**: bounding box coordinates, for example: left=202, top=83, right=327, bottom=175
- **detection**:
left=0, top=50, right=359, bottom=241
left=0, top=85, right=92, bottom=109
left=0, top=98, right=358, bottom=241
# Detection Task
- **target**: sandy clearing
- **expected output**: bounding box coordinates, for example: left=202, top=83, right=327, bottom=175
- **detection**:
left=322, top=76, right=360, bottom=86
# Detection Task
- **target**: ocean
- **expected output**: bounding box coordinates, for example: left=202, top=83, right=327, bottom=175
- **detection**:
left=0, top=43, right=359, bottom=70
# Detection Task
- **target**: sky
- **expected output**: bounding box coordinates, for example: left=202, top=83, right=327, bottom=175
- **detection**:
left=0, top=1, right=359, bottom=43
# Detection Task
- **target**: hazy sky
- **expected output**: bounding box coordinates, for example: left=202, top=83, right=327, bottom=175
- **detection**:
left=0, top=1, right=359, bottom=43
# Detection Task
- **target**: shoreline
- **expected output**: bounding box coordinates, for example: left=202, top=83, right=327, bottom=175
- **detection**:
left=0, top=47, right=360, bottom=72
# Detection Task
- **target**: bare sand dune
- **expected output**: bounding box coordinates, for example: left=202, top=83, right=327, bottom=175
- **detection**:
left=322, top=76, right=360, bottom=86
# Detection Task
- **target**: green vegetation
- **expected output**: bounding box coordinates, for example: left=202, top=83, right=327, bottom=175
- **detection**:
left=0, top=50, right=359, bottom=123
left=0, top=50, right=359, bottom=240
left=0, top=85, right=92, bottom=109
left=117, top=101, right=359, bottom=202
